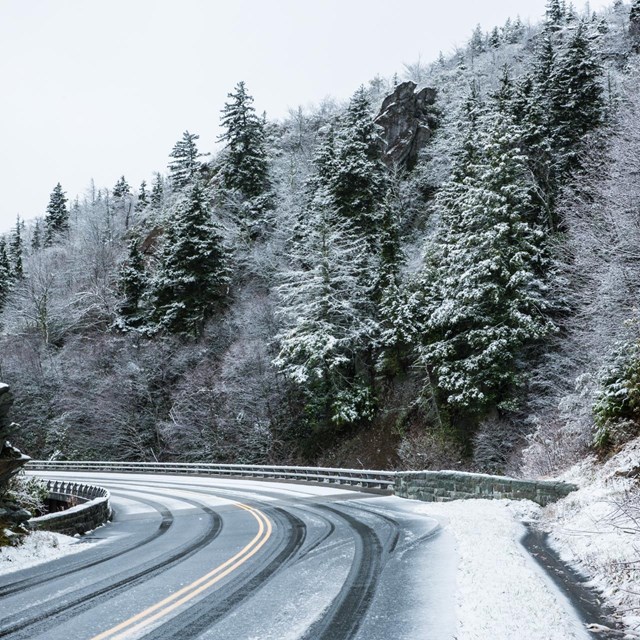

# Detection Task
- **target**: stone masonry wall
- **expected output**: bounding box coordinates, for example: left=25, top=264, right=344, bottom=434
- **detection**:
left=29, top=483, right=111, bottom=536
left=395, top=470, right=577, bottom=506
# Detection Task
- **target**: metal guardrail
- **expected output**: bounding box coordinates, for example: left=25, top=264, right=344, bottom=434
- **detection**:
left=26, top=460, right=396, bottom=490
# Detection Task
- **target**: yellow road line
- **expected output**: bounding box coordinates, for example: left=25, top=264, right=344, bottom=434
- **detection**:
left=90, top=502, right=272, bottom=640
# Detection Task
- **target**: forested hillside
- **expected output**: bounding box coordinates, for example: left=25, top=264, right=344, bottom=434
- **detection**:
left=2, top=0, right=640, bottom=475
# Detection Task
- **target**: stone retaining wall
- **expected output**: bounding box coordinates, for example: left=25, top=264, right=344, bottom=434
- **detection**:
left=395, top=470, right=577, bottom=506
left=29, top=481, right=111, bottom=535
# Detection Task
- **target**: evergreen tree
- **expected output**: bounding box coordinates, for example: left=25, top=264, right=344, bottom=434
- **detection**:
left=515, top=20, right=603, bottom=229
left=31, top=219, right=42, bottom=252
left=116, top=236, right=147, bottom=329
left=329, top=87, right=386, bottom=245
left=0, top=238, right=11, bottom=310
left=489, top=26, right=501, bottom=48
left=151, top=173, right=164, bottom=209
left=492, top=66, right=516, bottom=112
left=113, top=175, right=133, bottom=228
left=135, top=180, right=149, bottom=213
left=470, top=24, right=486, bottom=55
left=546, top=0, right=564, bottom=30
left=44, top=183, right=69, bottom=245
left=218, top=81, right=270, bottom=199
left=9, top=215, right=23, bottom=279
left=551, top=20, right=605, bottom=172
left=274, top=202, right=377, bottom=430
left=112, top=175, right=131, bottom=199
left=151, top=183, right=230, bottom=336
left=416, top=110, right=554, bottom=424
left=631, top=0, right=640, bottom=52
left=168, top=131, right=207, bottom=190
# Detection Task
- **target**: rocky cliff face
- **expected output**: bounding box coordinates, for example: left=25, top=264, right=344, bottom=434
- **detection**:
left=374, top=81, right=437, bottom=170
left=1, top=383, right=30, bottom=488
left=0, top=384, right=31, bottom=542
left=0, top=383, right=12, bottom=443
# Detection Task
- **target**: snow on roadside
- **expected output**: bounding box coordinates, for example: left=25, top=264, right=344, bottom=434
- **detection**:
left=411, top=498, right=590, bottom=640
left=0, top=531, right=88, bottom=576
left=541, top=436, right=640, bottom=636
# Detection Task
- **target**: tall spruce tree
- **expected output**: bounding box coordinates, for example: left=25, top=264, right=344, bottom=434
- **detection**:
left=0, top=238, right=11, bottom=310
left=514, top=19, right=603, bottom=229
left=116, top=236, right=147, bottom=330
left=135, top=180, right=149, bottom=213
left=112, top=175, right=130, bottom=199
left=151, top=183, right=230, bottom=336
left=631, top=0, right=640, bottom=51
left=44, top=183, right=69, bottom=245
left=329, top=87, right=386, bottom=247
left=551, top=20, right=605, bottom=172
left=150, top=173, right=164, bottom=209
left=113, top=175, right=133, bottom=228
left=218, top=81, right=269, bottom=200
left=9, top=215, right=23, bottom=279
left=274, top=202, right=377, bottom=430
left=31, top=219, right=42, bottom=252
left=546, top=0, right=564, bottom=30
left=416, top=109, right=553, bottom=426
left=168, top=131, right=206, bottom=190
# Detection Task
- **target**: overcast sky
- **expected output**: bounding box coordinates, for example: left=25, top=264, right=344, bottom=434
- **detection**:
left=0, top=0, right=609, bottom=234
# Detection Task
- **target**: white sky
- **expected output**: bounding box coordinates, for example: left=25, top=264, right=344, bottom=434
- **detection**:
left=0, top=0, right=609, bottom=234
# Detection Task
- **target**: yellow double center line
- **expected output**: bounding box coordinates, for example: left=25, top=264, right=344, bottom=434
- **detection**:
left=91, top=501, right=272, bottom=640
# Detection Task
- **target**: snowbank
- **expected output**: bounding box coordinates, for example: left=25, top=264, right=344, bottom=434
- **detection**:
left=542, top=437, right=640, bottom=636
left=0, top=530, right=87, bottom=576
left=412, top=499, right=590, bottom=640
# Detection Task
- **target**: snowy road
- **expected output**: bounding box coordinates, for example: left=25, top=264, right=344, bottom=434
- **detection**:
left=0, top=472, right=456, bottom=640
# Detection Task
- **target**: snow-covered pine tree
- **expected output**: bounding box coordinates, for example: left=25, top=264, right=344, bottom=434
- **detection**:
left=274, top=200, right=377, bottom=431
left=44, top=183, right=69, bottom=246
left=112, top=175, right=133, bottom=228
left=168, top=131, right=207, bottom=191
left=551, top=20, right=605, bottom=173
left=489, top=26, right=501, bottom=48
left=374, top=183, right=412, bottom=376
left=151, top=183, right=230, bottom=337
left=513, top=19, right=603, bottom=229
left=112, top=175, right=130, bottom=199
left=150, top=173, right=164, bottom=209
left=31, top=219, right=42, bottom=252
left=9, top=215, right=23, bottom=279
left=116, top=236, right=147, bottom=330
left=218, top=81, right=270, bottom=200
left=0, top=237, right=11, bottom=310
left=546, top=0, right=565, bottom=30
left=417, top=108, right=554, bottom=424
left=631, top=0, right=640, bottom=51
left=135, top=180, right=149, bottom=213
left=470, top=24, right=486, bottom=55
left=329, top=87, right=386, bottom=248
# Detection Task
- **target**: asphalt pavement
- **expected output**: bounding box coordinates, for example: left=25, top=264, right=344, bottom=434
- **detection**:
left=0, top=472, right=455, bottom=640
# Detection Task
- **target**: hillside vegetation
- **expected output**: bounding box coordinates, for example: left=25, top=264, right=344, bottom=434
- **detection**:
left=2, top=0, right=640, bottom=476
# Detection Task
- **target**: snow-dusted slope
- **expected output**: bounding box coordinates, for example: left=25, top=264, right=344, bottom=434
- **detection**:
left=542, top=436, right=640, bottom=636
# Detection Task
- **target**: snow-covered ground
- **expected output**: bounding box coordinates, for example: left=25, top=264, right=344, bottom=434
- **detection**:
left=412, top=498, right=591, bottom=640
left=0, top=530, right=88, bottom=576
left=542, top=437, right=640, bottom=637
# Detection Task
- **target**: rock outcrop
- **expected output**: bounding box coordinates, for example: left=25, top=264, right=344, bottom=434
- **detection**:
left=0, top=383, right=12, bottom=442
left=0, top=383, right=28, bottom=489
left=374, top=81, right=437, bottom=170
left=0, top=383, right=31, bottom=543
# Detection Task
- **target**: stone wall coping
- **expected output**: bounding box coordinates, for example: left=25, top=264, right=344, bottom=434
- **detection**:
left=396, top=469, right=577, bottom=489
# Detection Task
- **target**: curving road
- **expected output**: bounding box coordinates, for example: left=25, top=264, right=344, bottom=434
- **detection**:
left=0, top=472, right=456, bottom=640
